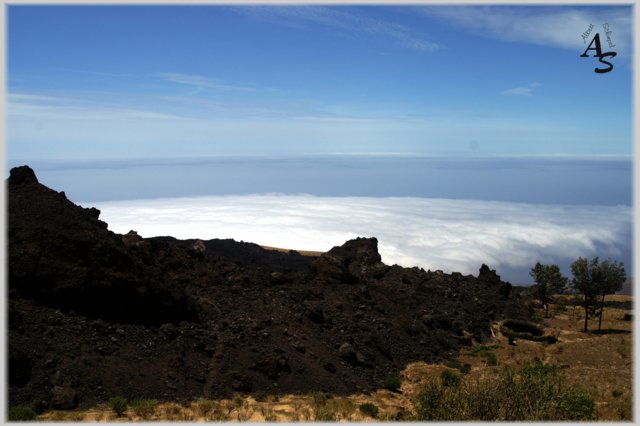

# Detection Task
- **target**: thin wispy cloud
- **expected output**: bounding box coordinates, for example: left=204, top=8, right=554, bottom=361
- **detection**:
left=8, top=92, right=187, bottom=121
left=93, top=195, right=631, bottom=283
left=158, top=72, right=279, bottom=94
left=235, top=6, right=442, bottom=52
left=421, top=6, right=631, bottom=52
left=502, top=82, right=541, bottom=97
left=63, top=69, right=136, bottom=79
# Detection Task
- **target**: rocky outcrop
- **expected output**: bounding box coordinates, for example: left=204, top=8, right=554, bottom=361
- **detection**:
left=311, top=237, right=389, bottom=283
left=8, top=166, right=532, bottom=411
left=8, top=166, right=197, bottom=326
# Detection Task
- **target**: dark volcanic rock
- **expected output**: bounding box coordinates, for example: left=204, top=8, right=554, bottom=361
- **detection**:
left=8, top=166, right=197, bottom=326
left=51, top=386, right=79, bottom=410
left=8, top=165, right=38, bottom=185
left=8, top=166, right=533, bottom=409
left=311, top=237, right=389, bottom=283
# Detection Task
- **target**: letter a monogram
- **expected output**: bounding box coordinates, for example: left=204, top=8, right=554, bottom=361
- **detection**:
left=580, top=33, right=616, bottom=74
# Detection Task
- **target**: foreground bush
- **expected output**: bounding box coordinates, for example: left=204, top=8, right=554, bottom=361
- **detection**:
left=8, top=405, right=37, bottom=421
left=383, top=375, right=402, bottom=391
left=309, top=393, right=356, bottom=421
left=414, top=361, right=595, bottom=421
left=359, top=403, right=379, bottom=418
left=130, top=398, right=159, bottom=418
left=108, top=396, right=128, bottom=417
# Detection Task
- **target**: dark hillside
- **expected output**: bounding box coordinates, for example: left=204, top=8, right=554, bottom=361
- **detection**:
left=8, top=165, right=532, bottom=411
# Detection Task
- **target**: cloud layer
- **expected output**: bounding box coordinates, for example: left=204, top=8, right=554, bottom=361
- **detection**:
left=93, top=195, right=631, bottom=283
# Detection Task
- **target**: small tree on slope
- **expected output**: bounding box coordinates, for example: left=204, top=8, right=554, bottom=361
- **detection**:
left=530, top=262, right=568, bottom=318
left=594, top=259, right=626, bottom=332
left=570, top=257, right=600, bottom=332
left=570, top=257, right=626, bottom=332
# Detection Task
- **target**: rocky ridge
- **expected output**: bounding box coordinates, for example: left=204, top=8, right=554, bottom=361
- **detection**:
left=8, top=166, right=531, bottom=411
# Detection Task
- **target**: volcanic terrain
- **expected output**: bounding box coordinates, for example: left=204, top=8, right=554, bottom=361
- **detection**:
left=8, top=165, right=532, bottom=411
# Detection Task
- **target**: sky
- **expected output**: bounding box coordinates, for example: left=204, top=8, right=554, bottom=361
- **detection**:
left=7, top=4, right=633, bottom=161
left=5, top=4, right=634, bottom=284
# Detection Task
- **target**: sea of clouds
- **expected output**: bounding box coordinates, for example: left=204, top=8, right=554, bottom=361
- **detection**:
left=93, top=195, right=631, bottom=284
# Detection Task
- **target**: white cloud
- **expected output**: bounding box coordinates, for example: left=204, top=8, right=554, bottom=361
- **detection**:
left=502, top=87, right=533, bottom=97
left=93, top=195, right=631, bottom=283
left=8, top=92, right=187, bottom=121
left=421, top=6, right=631, bottom=52
left=502, top=82, right=540, bottom=97
left=235, top=6, right=442, bottom=52
left=157, top=72, right=279, bottom=93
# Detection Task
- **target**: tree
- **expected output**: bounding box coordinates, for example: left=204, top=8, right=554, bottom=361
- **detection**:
left=594, top=259, right=626, bottom=332
left=570, top=257, right=600, bottom=332
left=529, top=262, right=568, bottom=318
left=570, top=257, right=626, bottom=332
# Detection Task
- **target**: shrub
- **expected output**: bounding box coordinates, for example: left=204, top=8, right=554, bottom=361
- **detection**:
left=8, top=405, right=37, bottom=421
left=470, top=344, right=499, bottom=355
left=130, top=398, right=158, bottom=418
left=383, top=375, right=402, bottom=391
left=446, top=360, right=471, bottom=374
left=484, top=351, right=498, bottom=366
left=310, top=392, right=336, bottom=421
left=195, top=398, right=218, bottom=417
left=359, top=403, right=379, bottom=418
left=414, top=377, right=458, bottom=420
left=531, top=310, right=545, bottom=323
left=413, top=361, right=596, bottom=421
left=313, top=404, right=336, bottom=421
left=563, top=390, right=595, bottom=420
left=311, top=391, right=329, bottom=407
left=440, top=369, right=461, bottom=388
left=327, top=398, right=355, bottom=420
left=108, top=396, right=128, bottom=417
left=233, top=396, right=244, bottom=408
left=162, top=403, right=182, bottom=420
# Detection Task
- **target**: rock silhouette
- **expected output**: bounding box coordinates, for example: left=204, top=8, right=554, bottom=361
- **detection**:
left=8, top=166, right=531, bottom=410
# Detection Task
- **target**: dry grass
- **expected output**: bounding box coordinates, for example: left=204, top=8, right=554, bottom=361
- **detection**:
left=33, top=296, right=632, bottom=422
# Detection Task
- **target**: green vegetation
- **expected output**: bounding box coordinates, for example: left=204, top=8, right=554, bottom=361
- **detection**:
left=359, top=402, right=379, bottom=418
left=233, top=395, right=244, bottom=408
left=383, top=375, right=402, bottom=391
left=531, top=310, right=545, bottom=323
left=570, top=257, right=626, bottom=332
left=328, top=397, right=356, bottom=420
left=530, top=262, right=568, bottom=318
left=310, top=392, right=334, bottom=421
left=445, top=360, right=471, bottom=374
left=414, top=361, right=595, bottom=421
left=310, top=393, right=355, bottom=421
left=440, top=369, right=462, bottom=388
left=484, top=351, right=498, bottom=366
left=108, top=396, right=128, bottom=417
left=470, top=344, right=499, bottom=355
left=129, top=398, right=159, bottom=418
left=8, top=405, right=37, bottom=421
left=195, top=399, right=228, bottom=421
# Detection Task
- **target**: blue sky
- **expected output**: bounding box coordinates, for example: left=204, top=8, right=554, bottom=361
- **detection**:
left=7, top=5, right=633, bottom=161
